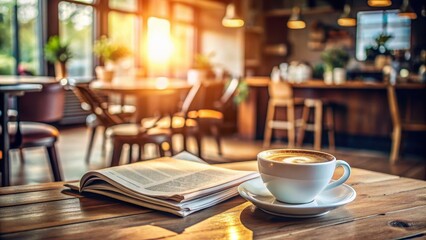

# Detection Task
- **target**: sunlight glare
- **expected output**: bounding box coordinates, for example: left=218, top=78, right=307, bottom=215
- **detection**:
left=148, top=17, right=173, bottom=64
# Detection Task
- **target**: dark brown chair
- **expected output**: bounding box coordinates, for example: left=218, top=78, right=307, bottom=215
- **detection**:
left=187, top=77, right=240, bottom=157
left=70, top=82, right=135, bottom=163
left=71, top=83, right=173, bottom=167
left=109, top=81, right=204, bottom=163
left=144, top=81, right=203, bottom=156
left=9, top=82, right=65, bottom=182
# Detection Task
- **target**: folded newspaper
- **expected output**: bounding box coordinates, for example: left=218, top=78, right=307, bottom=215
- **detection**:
left=65, top=152, right=259, bottom=217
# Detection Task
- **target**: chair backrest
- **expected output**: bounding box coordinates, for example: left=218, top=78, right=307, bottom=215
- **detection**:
left=387, top=84, right=401, bottom=127
left=200, top=81, right=225, bottom=109
left=181, top=81, right=203, bottom=114
left=268, top=81, right=293, bottom=100
left=71, top=83, right=123, bottom=127
left=217, top=77, right=239, bottom=110
left=18, top=82, right=65, bottom=122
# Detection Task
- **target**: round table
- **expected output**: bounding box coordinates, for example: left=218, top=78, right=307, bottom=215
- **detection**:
left=90, top=78, right=192, bottom=121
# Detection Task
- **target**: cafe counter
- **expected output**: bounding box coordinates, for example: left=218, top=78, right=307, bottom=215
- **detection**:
left=238, top=77, right=426, bottom=149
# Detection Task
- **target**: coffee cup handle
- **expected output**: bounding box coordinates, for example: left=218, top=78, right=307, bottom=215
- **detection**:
left=324, top=160, right=351, bottom=191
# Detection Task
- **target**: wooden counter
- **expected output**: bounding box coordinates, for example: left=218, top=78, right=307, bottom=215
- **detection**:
left=238, top=77, right=426, bottom=151
left=244, top=77, right=426, bottom=89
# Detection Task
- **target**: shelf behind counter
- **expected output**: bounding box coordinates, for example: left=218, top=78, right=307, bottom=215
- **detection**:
left=238, top=77, right=426, bottom=151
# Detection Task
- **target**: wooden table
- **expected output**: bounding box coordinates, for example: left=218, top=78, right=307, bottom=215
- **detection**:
left=1, top=161, right=425, bottom=239
left=0, top=76, right=47, bottom=186
left=90, top=78, right=192, bottom=121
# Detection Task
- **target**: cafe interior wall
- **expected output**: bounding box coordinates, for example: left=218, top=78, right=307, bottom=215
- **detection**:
left=199, top=6, right=244, bottom=77
left=286, top=0, right=425, bottom=67
left=286, top=11, right=348, bottom=66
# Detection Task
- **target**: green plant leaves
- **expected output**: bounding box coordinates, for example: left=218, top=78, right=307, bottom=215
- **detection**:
left=93, top=35, right=131, bottom=63
left=44, top=36, right=73, bottom=63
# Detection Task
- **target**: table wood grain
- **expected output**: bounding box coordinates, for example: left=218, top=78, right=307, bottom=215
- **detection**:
left=1, top=163, right=425, bottom=239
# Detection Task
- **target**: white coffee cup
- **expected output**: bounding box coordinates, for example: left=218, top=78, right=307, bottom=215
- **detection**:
left=257, top=149, right=351, bottom=204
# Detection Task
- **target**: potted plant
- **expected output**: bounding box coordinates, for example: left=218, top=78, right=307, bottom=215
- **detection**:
left=365, top=33, right=393, bottom=69
left=44, top=36, right=72, bottom=80
left=320, top=48, right=350, bottom=84
left=93, top=36, right=131, bottom=82
left=187, top=52, right=215, bottom=84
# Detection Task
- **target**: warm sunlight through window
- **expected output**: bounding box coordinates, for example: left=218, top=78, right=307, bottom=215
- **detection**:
left=147, top=17, right=173, bottom=64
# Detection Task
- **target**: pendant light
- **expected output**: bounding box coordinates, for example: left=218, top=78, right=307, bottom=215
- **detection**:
left=287, top=6, right=306, bottom=29
left=338, top=4, right=356, bottom=27
left=222, top=3, right=244, bottom=28
left=368, top=0, right=392, bottom=7
left=398, top=0, right=417, bottom=19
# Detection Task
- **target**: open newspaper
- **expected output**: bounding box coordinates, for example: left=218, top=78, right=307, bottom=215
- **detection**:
left=65, top=152, right=258, bottom=217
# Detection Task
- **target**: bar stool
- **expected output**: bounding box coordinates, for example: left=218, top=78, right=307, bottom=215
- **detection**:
left=297, top=99, right=335, bottom=150
left=263, top=82, right=303, bottom=147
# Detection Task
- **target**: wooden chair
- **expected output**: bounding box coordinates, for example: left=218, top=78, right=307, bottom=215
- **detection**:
left=187, top=78, right=239, bottom=156
left=387, top=84, right=426, bottom=164
left=263, top=81, right=303, bottom=148
left=7, top=82, right=65, bottom=182
left=119, top=81, right=203, bottom=159
left=296, top=99, right=336, bottom=150
left=105, top=87, right=191, bottom=166
left=70, top=82, right=135, bottom=163
left=107, top=123, right=174, bottom=166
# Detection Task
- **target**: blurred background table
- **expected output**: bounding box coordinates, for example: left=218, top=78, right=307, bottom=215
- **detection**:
left=90, top=78, right=192, bottom=121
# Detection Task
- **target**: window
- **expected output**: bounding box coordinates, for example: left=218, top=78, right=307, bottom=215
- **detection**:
left=0, top=0, right=41, bottom=75
left=0, top=1, right=15, bottom=75
left=356, top=10, right=411, bottom=61
left=59, top=1, right=93, bottom=77
left=1, top=1, right=200, bottom=77
left=147, top=17, right=172, bottom=76
left=108, top=0, right=139, bottom=70
left=171, top=4, right=195, bottom=78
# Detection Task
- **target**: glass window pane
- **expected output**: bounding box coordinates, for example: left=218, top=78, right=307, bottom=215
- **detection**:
left=147, top=17, right=172, bottom=76
left=59, top=1, right=93, bottom=77
left=0, top=1, right=15, bottom=75
left=18, top=0, right=40, bottom=75
left=108, top=12, right=136, bottom=53
left=356, top=10, right=411, bottom=61
left=109, top=0, right=137, bottom=12
left=108, top=11, right=136, bottom=70
left=173, top=4, right=193, bottom=22
left=172, top=23, right=194, bottom=78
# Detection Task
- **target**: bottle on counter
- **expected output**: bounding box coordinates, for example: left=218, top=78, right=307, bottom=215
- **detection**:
left=419, top=50, right=426, bottom=83
left=271, top=66, right=281, bottom=82
left=279, top=63, right=288, bottom=81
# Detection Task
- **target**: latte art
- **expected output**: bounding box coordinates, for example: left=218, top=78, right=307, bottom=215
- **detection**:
left=265, top=153, right=329, bottom=164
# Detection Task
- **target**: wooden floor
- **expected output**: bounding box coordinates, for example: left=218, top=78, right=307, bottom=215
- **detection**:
left=5, top=125, right=426, bottom=186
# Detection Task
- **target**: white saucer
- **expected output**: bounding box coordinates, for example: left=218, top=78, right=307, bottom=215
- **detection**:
left=238, top=177, right=356, bottom=218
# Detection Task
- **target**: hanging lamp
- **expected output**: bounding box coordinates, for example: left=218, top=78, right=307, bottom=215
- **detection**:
left=398, top=0, right=417, bottom=19
left=222, top=3, right=244, bottom=28
left=287, top=6, right=306, bottom=29
left=338, top=4, right=356, bottom=27
left=368, top=0, right=392, bottom=7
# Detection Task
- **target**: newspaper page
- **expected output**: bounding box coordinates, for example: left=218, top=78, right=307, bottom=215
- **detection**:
left=80, top=157, right=258, bottom=202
